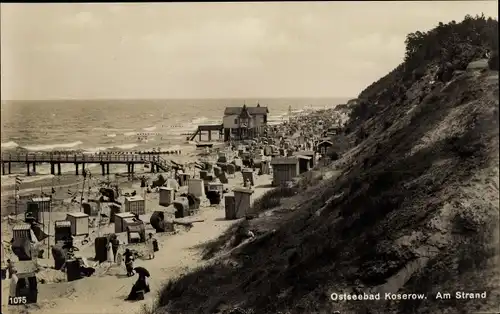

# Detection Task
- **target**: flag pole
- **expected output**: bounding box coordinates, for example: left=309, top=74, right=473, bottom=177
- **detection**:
left=80, top=171, right=87, bottom=212
left=14, top=176, right=22, bottom=218
left=47, top=195, right=51, bottom=258
left=14, top=184, right=18, bottom=218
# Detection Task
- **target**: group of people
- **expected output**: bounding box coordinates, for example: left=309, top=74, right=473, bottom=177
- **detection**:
left=123, top=245, right=155, bottom=301
left=105, top=233, right=157, bottom=301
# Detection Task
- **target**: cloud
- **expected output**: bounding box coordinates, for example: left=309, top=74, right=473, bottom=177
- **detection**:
left=2, top=1, right=497, bottom=99
left=345, top=33, right=405, bottom=62
left=61, top=11, right=101, bottom=28
left=139, top=17, right=273, bottom=71
left=108, top=5, right=124, bottom=15
left=35, top=43, right=81, bottom=53
left=143, top=17, right=267, bottom=52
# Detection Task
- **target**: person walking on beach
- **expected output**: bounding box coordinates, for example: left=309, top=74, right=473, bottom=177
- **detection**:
left=109, top=234, right=120, bottom=263
left=147, top=233, right=155, bottom=259
left=124, top=267, right=150, bottom=301
left=123, top=249, right=134, bottom=276
left=6, top=259, right=15, bottom=279
left=106, top=241, right=114, bottom=263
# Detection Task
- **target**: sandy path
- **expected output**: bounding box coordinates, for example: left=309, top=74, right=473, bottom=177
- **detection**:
left=3, top=173, right=273, bottom=314
left=34, top=207, right=235, bottom=314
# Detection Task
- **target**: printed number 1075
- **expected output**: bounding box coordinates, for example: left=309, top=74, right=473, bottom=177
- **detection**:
left=9, top=296, right=27, bottom=305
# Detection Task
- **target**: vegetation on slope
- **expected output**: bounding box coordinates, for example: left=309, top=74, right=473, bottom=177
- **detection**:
left=149, top=15, right=499, bottom=314
left=348, top=14, right=497, bottom=132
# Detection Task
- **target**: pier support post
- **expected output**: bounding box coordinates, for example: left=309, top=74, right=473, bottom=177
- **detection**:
left=50, top=163, right=55, bottom=175
left=106, top=164, right=110, bottom=175
left=199, top=131, right=202, bottom=141
left=128, top=163, right=134, bottom=174
left=1, top=163, right=4, bottom=175
left=32, top=163, right=36, bottom=173
left=208, top=130, right=212, bottom=141
left=150, top=163, right=155, bottom=173
left=8, top=162, right=11, bottom=174
left=26, top=163, right=31, bottom=176
left=101, top=163, right=105, bottom=176
left=57, top=163, right=62, bottom=175
left=82, top=163, right=85, bottom=171
left=75, top=163, right=79, bottom=175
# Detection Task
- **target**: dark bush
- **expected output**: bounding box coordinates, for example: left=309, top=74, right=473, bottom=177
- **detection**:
left=488, top=50, right=499, bottom=70
left=329, top=151, right=339, bottom=160
left=250, top=187, right=298, bottom=212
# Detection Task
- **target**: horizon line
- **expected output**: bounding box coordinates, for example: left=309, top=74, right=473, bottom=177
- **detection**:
left=1, top=96, right=356, bottom=102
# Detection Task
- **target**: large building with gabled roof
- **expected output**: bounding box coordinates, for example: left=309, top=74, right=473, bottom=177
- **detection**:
left=222, top=103, right=269, bottom=141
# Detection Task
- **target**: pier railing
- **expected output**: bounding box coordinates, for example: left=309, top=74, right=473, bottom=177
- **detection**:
left=1, top=153, right=161, bottom=163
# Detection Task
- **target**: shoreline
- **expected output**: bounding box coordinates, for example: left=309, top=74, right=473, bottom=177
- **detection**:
left=0, top=150, right=202, bottom=217
left=0, top=106, right=335, bottom=314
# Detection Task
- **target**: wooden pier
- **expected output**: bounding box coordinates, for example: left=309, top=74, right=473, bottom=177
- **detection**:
left=0, top=152, right=171, bottom=176
left=189, top=124, right=224, bottom=141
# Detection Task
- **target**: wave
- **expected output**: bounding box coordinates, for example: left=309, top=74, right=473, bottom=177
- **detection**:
left=2, top=141, right=84, bottom=151
left=1, top=174, right=56, bottom=187
left=123, top=132, right=137, bottom=136
left=161, top=117, right=221, bottom=136
left=165, top=144, right=181, bottom=151
left=137, top=132, right=160, bottom=136
left=107, top=133, right=117, bottom=138
left=0, top=162, right=104, bottom=188
left=83, top=146, right=110, bottom=153
left=93, top=127, right=134, bottom=132
left=191, top=117, right=208, bottom=124
left=83, top=143, right=139, bottom=153
left=143, top=126, right=157, bottom=132
left=1, top=141, right=19, bottom=149
left=115, top=143, right=139, bottom=150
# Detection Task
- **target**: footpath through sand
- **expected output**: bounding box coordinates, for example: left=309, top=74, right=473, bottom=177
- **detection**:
left=4, top=174, right=274, bottom=314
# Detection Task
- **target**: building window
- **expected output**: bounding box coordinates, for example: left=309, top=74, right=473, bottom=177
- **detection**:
left=263, top=115, right=267, bottom=123
left=234, top=118, right=238, bottom=124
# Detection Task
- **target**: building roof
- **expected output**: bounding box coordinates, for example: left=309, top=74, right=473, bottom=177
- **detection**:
left=270, top=157, right=299, bottom=165
left=317, top=140, right=333, bottom=146
left=224, top=105, right=269, bottom=116
left=67, top=212, right=89, bottom=218
left=116, top=212, right=136, bottom=218
left=125, top=196, right=144, bottom=201
left=13, top=224, right=31, bottom=231
left=55, top=220, right=71, bottom=227
left=295, top=150, right=315, bottom=156
left=239, top=107, right=252, bottom=119
left=15, top=260, right=37, bottom=277
left=31, top=197, right=51, bottom=202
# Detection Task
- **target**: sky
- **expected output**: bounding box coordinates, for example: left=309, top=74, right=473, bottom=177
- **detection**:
left=0, top=2, right=497, bottom=100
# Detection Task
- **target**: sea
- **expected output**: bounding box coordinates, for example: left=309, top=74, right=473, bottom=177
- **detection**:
left=0, top=98, right=349, bottom=185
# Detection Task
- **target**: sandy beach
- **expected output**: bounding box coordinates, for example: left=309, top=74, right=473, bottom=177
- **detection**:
left=2, top=4, right=498, bottom=314
left=1, top=145, right=275, bottom=314
left=0, top=150, right=201, bottom=216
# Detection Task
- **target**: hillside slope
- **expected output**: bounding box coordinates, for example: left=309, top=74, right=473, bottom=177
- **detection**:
left=152, top=15, right=499, bottom=314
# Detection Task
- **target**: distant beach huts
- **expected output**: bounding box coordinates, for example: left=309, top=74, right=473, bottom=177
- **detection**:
left=124, top=196, right=146, bottom=216
left=66, top=212, right=90, bottom=236
left=316, top=140, right=334, bottom=155
left=270, top=157, right=300, bottom=187
left=225, top=188, right=254, bottom=220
